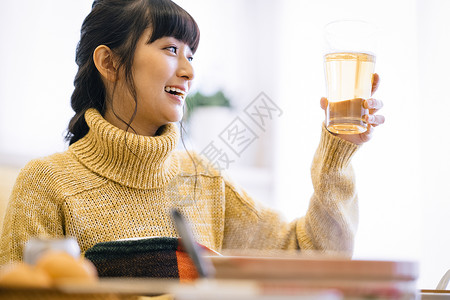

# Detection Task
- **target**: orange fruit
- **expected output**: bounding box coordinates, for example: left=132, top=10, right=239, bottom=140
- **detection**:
left=35, top=251, right=97, bottom=283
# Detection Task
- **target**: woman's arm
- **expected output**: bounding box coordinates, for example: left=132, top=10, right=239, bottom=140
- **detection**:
left=220, top=126, right=359, bottom=256
left=298, top=125, right=360, bottom=255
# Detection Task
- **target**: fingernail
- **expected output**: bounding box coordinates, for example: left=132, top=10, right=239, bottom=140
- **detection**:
left=367, top=99, right=374, bottom=107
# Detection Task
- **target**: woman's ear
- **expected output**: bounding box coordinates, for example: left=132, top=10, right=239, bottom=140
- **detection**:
left=93, top=45, right=118, bottom=82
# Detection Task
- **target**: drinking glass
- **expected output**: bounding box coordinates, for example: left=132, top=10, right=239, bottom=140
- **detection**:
left=324, top=20, right=378, bottom=134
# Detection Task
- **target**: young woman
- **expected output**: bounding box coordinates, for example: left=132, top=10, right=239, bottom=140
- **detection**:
left=0, top=0, right=384, bottom=264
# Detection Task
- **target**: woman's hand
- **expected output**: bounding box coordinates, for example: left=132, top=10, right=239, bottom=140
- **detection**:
left=320, top=73, right=385, bottom=145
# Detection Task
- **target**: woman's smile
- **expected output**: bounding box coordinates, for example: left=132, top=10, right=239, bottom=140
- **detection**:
left=164, top=85, right=188, bottom=104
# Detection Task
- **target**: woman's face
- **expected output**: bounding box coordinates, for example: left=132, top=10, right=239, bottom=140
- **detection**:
left=106, top=29, right=195, bottom=136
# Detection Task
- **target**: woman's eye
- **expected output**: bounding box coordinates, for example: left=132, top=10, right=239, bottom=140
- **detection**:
left=166, top=46, right=177, bottom=54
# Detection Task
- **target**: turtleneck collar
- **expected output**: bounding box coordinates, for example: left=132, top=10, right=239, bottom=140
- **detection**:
left=70, top=108, right=180, bottom=189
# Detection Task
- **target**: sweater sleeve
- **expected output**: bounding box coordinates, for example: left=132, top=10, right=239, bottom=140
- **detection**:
left=0, top=160, right=65, bottom=265
left=297, top=125, right=360, bottom=256
left=221, top=125, right=359, bottom=256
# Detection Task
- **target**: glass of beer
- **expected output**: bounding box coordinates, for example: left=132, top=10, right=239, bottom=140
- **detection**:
left=324, top=20, right=378, bottom=134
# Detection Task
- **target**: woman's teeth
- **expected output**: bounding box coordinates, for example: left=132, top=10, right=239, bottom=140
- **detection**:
left=164, top=86, right=186, bottom=99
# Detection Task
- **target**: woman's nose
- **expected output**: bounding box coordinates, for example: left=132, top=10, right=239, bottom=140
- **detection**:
left=177, top=56, right=194, bottom=81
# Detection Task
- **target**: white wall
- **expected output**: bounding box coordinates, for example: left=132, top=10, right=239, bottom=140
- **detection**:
left=0, top=0, right=448, bottom=290
left=0, top=1, right=92, bottom=162
left=417, top=0, right=450, bottom=289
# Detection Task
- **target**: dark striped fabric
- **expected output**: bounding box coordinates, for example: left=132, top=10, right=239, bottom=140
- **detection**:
left=84, top=237, right=198, bottom=281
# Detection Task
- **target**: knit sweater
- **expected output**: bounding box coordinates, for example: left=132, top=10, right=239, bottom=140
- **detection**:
left=0, top=109, right=359, bottom=264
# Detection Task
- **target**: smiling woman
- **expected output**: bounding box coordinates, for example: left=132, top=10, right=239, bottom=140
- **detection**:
left=0, top=0, right=375, bottom=279
left=66, top=0, right=199, bottom=144
left=4, top=0, right=448, bottom=292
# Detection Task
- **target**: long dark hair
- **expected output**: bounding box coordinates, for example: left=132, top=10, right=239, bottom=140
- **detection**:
left=66, top=0, right=200, bottom=145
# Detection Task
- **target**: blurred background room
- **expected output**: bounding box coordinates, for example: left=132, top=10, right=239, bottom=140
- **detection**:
left=1, top=0, right=449, bottom=289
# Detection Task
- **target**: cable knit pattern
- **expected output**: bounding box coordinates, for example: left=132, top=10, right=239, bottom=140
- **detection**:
left=0, top=109, right=360, bottom=264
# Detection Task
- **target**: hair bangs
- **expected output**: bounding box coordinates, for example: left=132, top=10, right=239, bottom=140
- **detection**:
left=148, top=0, right=200, bottom=53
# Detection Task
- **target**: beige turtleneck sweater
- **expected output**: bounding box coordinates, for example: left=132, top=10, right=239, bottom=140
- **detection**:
left=0, top=109, right=359, bottom=264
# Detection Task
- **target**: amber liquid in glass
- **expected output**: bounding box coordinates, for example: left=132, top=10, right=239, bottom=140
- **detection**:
left=324, top=52, right=375, bottom=134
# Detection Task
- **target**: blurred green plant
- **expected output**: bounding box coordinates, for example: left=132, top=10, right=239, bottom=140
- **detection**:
left=184, top=90, right=232, bottom=121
